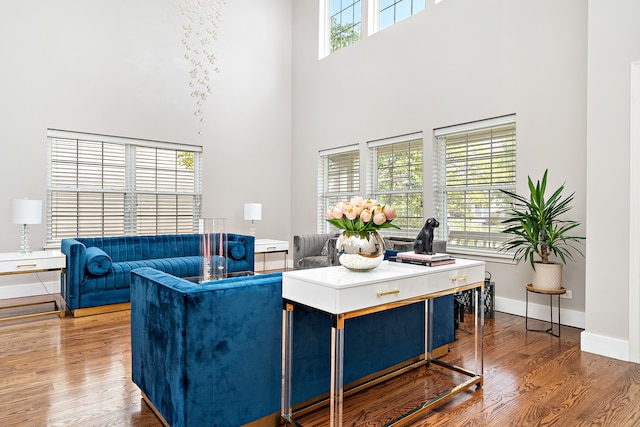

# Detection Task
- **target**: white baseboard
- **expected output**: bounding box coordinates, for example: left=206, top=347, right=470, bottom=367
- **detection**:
left=495, top=296, right=585, bottom=329
left=581, top=331, right=630, bottom=362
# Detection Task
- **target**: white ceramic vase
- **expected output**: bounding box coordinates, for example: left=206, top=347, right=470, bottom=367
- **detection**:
left=531, top=262, right=563, bottom=290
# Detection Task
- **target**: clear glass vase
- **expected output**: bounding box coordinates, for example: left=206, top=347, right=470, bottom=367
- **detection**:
left=199, top=218, right=227, bottom=281
left=336, top=230, right=385, bottom=271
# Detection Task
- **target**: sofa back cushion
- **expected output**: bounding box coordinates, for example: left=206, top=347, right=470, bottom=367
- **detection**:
left=77, top=234, right=202, bottom=263
left=76, top=234, right=254, bottom=268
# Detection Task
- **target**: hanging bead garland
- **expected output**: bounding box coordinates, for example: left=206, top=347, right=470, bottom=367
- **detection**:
left=179, top=0, right=225, bottom=135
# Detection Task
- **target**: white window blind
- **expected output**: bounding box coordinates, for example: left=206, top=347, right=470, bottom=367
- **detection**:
left=433, top=116, right=516, bottom=253
left=47, top=130, right=202, bottom=244
left=368, top=133, right=423, bottom=236
left=318, top=145, right=360, bottom=233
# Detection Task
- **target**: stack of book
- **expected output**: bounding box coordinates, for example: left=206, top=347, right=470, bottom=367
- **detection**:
left=390, top=251, right=455, bottom=267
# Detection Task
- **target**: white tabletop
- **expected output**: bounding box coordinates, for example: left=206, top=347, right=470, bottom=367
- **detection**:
left=283, top=259, right=485, bottom=315
left=0, top=250, right=65, bottom=262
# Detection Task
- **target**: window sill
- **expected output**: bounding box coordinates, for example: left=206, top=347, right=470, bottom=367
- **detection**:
left=448, top=248, right=516, bottom=265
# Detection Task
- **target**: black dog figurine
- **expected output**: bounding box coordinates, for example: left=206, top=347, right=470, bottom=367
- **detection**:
left=413, top=218, right=440, bottom=254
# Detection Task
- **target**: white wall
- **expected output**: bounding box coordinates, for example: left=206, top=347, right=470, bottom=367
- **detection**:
left=0, top=0, right=292, bottom=293
left=582, top=0, right=640, bottom=361
left=0, top=0, right=292, bottom=248
left=4, top=0, right=636, bottom=362
left=291, top=0, right=588, bottom=320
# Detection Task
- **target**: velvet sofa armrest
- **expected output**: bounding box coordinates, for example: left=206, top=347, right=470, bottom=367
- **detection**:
left=60, top=238, right=87, bottom=310
left=227, top=233, right=255, bottom=271
left=130, top=267, right=283, bottom=427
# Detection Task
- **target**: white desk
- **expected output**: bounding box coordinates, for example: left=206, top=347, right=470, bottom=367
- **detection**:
left=0, top=250, right=66, bottom=322
left=281, top=259, right=485, bottom=426
left=255, top=239, right=289, bottom=271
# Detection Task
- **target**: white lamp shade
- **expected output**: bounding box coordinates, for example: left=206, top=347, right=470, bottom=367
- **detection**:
left=244, top=203, right=262, bottom=221
left=11, top=199, right=42, bottom=225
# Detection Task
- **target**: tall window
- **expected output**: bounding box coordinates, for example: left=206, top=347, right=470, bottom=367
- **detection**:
left=379, top=0, right=425, bottom=31
left=433, top=115, right=516, bottom=253
left=368, top=133, right=423, bottom=236
left=327, top=0, right=361, bottom=54
left=47, top=130, right=202, bottom=245
left=318, top=146, right=360, bottom=232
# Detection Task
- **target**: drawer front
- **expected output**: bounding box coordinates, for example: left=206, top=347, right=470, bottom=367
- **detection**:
left=0, top=257, right=66, bottom=274
left=337, top=264, right=485, bottom=313
left=256, top=242, right=289, bottom=252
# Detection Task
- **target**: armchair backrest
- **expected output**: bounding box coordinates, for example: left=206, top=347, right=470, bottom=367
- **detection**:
left=293, top=233, right=339, bottom=268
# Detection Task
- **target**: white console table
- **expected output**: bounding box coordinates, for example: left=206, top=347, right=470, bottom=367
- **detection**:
left=0, top=250, right=66, bottom=322
left=255, top=239, right=289, bottom=271
left=281, top=259, right=485, bottom=426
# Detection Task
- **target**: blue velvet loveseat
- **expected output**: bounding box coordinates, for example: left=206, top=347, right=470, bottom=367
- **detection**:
left=130, top=267, right=454, bottom=427
left=61, top=233, right=254, bottom=316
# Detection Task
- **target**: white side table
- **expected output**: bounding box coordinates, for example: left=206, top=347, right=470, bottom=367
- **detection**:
left=254, top=239, right=289, bottom=272
left=281, top=259, right=486, bottom=426
left=0, top=250, right=66, bottom=322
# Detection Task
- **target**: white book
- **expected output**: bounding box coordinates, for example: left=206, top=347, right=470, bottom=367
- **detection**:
left=396, top=251, right=451, bottom=262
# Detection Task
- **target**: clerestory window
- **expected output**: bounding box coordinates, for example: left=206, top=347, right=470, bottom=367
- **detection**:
left=330, top=0, right=362, bottom=53
left=378, top=0, right=425, bottom=31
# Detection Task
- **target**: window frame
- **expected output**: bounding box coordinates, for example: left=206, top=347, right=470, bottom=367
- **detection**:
left=433, top=115, right=517, bottom=257
left=377, top=0, right=426, bottom=31
left=46, top=129, right=202, bottom=246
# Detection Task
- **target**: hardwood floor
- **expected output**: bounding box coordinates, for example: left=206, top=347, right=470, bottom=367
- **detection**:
left=0, top=310, right=638, bottom=426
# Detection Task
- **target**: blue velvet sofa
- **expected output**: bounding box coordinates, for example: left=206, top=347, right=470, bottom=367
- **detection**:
left=130, top=267, right=454, bottom=427
left=61, top=233, right=254, bottom=316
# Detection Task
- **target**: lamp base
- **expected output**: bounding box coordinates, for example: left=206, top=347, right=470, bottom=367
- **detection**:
left=18, top=224, right=32, bottom=254
left=250, top=221, right=256, bottom=237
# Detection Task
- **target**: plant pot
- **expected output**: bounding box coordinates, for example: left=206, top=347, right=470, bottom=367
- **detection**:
left=531, top=262, right=563, bottom=290
left=336, top=230, right=385, bottom=271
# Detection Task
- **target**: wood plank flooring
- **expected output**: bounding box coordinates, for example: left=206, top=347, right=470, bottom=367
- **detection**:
left=0, top=310, right=638, bottom=426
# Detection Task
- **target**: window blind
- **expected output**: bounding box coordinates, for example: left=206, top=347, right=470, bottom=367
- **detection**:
left=433, top=116, right=516, bottom=252
left=318, top=145, right=360, bottom=233
left=47, top=131, right=202, bottom=244
left=368, top=133, right=423, bottom=236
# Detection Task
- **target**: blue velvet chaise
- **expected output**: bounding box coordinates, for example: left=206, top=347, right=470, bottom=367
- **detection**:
left=130, top=267, right=454, bottom=427
left=61, top=233, right=254, bottom=316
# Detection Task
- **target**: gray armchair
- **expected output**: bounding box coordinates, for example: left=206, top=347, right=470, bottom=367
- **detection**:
left=293, top=233, right=340, bottom=269
left=293, top=234, right=447, bottom=270
left=383, top=236, right=447, bottom=253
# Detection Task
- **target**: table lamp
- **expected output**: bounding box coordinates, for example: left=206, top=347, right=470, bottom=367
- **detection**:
left=244, top=203, right=262, bottom=236
left=11, top=198, right=42, bottom=253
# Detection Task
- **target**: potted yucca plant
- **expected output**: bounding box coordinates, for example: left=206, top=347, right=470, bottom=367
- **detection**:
left=500, top=169, right=585, bottom=290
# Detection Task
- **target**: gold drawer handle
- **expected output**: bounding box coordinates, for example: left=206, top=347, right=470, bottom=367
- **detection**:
left=17, top=263, right=38, bottom=268
left=451, top=275, right=468, bottom=282
left=377, top=289, right=400, bottom=297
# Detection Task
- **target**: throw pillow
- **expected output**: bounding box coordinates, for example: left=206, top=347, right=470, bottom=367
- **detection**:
left=321, top=239, right=330, bottom=257
left=229, top=242, right=246, bottom=260
left=85, top=247, right=112, bottom=276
